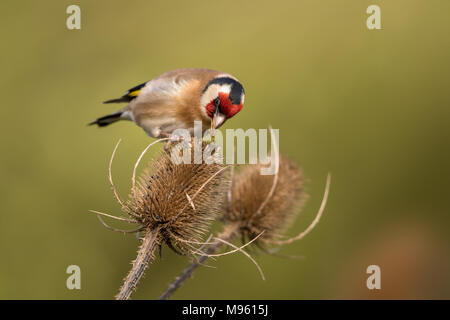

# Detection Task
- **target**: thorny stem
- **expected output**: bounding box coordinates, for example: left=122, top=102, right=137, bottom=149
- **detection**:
left=116, top=226, right=161, bottom=300
left=158, top=223, right=239, bottom=300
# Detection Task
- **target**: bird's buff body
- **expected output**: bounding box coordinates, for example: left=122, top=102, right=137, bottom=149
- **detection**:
left=90, top=68, right=245, bottom=138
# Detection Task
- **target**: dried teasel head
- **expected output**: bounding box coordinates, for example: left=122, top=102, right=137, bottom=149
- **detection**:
left=123, top=139, right=230, bottom=255
left=93, top=138, right=232, bottom=300
left=224, top=156, right=308, bottom=243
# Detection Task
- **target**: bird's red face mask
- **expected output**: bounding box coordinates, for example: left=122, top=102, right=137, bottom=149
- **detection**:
left=206, top=92, right=243, bottom=128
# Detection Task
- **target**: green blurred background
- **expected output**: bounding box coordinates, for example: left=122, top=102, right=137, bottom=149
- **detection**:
left=0, top=0, right=449, bottom=299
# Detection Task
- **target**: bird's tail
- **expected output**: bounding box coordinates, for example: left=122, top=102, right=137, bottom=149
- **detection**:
left=88, top=111, right=123, bottom=127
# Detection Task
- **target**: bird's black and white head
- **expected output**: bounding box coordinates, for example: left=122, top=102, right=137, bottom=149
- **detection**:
left=200, top=75, right=245, bottom=128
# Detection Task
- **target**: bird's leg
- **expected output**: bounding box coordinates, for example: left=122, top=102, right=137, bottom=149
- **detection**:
left=160, top=132, right=186, bottom=152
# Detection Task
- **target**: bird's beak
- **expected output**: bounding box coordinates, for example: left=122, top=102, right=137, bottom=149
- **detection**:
left=212, top=113, right=226, bottom=129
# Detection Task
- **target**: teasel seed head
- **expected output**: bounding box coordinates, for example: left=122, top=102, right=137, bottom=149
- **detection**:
left=224, top=156, right=307, bottom=243
left=125, top=139, right=230, bottom=255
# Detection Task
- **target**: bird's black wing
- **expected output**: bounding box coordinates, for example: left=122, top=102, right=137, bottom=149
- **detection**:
left=103, top=81, right=148, bottom=104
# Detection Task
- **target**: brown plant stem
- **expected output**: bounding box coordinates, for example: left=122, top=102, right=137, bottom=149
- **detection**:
left=116, top=226, right=161, bottom=300
left=158, top=223, right=239, bottom=300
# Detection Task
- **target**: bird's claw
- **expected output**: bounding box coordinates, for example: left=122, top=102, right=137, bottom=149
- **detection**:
left=162, top=133, right=187, bottom=152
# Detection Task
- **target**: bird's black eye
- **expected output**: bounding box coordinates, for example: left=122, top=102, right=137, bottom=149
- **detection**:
left=214, top=97, right=220, bottom=108
left=213, top=97, right=221, bottom=113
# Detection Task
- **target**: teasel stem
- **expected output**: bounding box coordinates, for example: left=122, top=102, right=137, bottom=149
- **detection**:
left=116, top=226, right=162, bottom=300
left=158, top=223, right=239, bottom=300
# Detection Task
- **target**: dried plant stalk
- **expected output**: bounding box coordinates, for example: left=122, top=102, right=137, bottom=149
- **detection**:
left=117, top=227, right=161, bottom=299
left=158, top=222, right=239, bottom=300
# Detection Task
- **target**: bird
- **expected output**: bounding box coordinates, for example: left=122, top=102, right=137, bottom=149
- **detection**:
left=89, top=68, right=245, bottom=139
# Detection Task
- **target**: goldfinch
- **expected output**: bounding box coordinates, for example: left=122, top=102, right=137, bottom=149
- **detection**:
left=89, top=68, right=245, bottom=138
